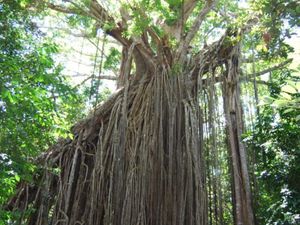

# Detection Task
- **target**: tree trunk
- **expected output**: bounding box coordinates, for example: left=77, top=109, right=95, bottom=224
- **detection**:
left=222, top=45, right=255, bottom=225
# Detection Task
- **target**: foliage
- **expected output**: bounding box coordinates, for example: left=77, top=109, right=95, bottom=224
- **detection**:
left=245, top=67, right=300, bottom=224
left=0, top=0, right=84, bottom=221
left=250, top=0, right=299, bottom=59
left=103, top=47, right=121, bottom=71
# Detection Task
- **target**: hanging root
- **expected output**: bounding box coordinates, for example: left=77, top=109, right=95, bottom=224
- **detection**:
left=6, top=70, right=207, bottom=225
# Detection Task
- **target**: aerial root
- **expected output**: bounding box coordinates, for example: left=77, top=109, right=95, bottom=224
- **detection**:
left=8, top=72, right=207, bottom=225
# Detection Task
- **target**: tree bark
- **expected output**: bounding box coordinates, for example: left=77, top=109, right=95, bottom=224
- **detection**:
left=222, top=45, right=255, bottom=225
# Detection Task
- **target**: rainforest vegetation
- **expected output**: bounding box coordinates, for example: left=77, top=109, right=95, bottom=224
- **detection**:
left=0, top=0, right=299, bottom=224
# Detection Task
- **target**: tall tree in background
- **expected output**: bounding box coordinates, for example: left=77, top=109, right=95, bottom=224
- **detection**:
left=3, top=0, right=299, bottom=224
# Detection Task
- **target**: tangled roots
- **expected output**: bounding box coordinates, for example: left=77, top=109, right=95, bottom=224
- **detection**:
left=8, top=72, right=207, bottom=225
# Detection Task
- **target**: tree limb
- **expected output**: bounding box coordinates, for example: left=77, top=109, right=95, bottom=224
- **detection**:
left=199, top=59, right=293, bottom=87
left=190, top=15, right=260, bottom=81
left=45, top=0, right=129, bottom=46
left=96, top=75, right=118, bottom=80
left=89, top=0, right=114, bottom=25
left=162, top=0, right=198, bottom=40
left=242, top=57, right=261, bottom=63
left=73, top=75, right=117, bottom=89
left=182, top=0, right=198, bottom=23
left=245, top=59, right=292, bottom=77
left=177, top=0, right=218, bottom=63
left=245, top=79, right=271, bottom=86
left=46, top=2, right=86, bottom=15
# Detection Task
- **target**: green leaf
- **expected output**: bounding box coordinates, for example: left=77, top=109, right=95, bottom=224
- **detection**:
left=14, top=175, right=20, bottom=182
left=281, top=84, right=298, bottom=94
left=283, top=108, right=294, bottom=114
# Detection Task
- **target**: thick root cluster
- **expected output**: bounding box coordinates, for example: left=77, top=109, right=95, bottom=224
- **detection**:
left=7, top=72, right=207, bottom=225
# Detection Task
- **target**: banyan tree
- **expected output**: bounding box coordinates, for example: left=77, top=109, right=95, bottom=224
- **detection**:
left=6, top=0, right=289, bottom=224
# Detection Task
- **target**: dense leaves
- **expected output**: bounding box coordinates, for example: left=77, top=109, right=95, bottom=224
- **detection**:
left=250, top=0, right=299, bottom=59
left=0, top=0, right=84, bottom=221
left=245, top=68, right=300, bottom=224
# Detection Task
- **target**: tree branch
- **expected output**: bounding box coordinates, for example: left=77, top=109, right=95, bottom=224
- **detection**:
left=96, top=75, right=117, bottom=80
left=89, top=0, right=114, bottom=25
left=182, top=0, right=198, bottom=23
left=177, top=0, right=218, bottom=63
left=190, top=16, right=260, bottom=81
left=73, top=74, right=117, bottom=89
left=199, top=59, right=293, bottom=87
left=162, top=0, right=198, bottom=41
left=46, top=0, right=129, bottom=46
left=246, top=79, right=271, bottom=86
left=245, top=59, right=292, bottom=77
left=46, top=2, right=86, bottom=15
left=242, top=57, right=261, bottom=64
